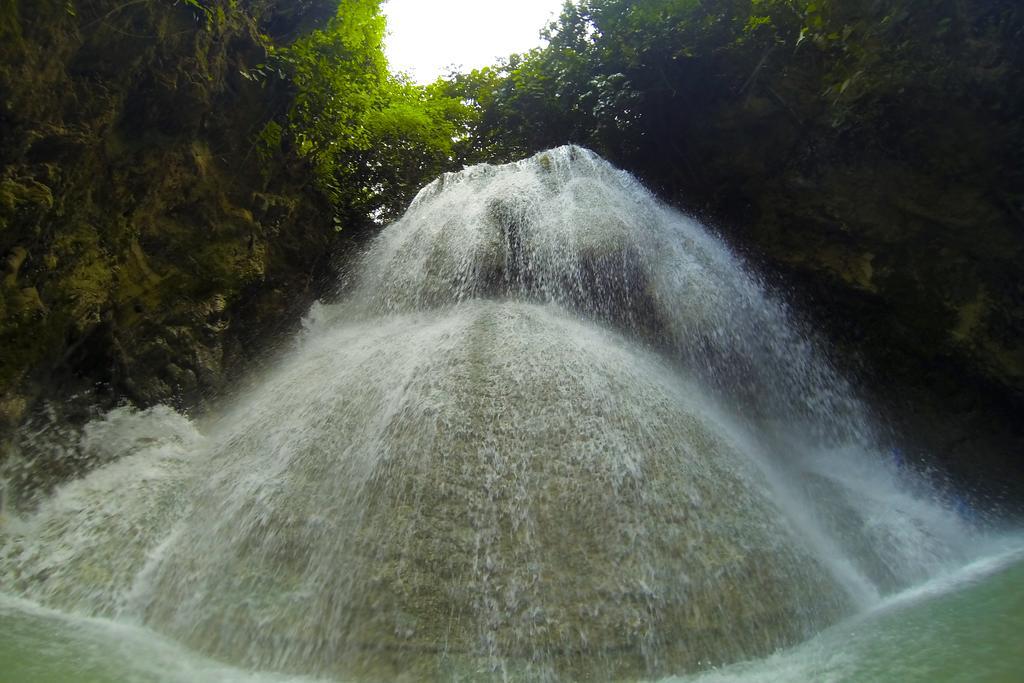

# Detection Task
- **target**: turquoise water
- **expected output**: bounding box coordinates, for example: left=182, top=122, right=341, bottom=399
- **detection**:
left=672, top=542, right=1024, bottom=683
left=1, top=542, right=1021, bottom=683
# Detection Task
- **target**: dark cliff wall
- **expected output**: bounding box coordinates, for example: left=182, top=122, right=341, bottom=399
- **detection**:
left=647, top=13, right=1024, bottom=508
left=0, top=0, right=343, bottom=449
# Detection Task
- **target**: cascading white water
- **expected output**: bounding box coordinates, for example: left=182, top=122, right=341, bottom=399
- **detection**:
left=0, top=147, right=978, bottom=681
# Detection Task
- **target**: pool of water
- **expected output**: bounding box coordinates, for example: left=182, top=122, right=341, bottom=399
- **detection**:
left=2, top=539, right=1021, bottom=683
left=671, top=540, right=1024, bottom=683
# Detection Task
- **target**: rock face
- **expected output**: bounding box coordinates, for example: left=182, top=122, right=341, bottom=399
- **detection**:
left=684, top=122, right=1024, bottom=510
left=0, top=1, right=341, bottom=461
left=666, top=21, right=1023, bottom=509
left=731, top=154, right=1024, bottom=508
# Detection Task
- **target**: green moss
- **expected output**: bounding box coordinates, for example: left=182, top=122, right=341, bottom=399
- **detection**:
left=0, top=0, right=21, bottom=44
left=0, top=179, right=53, bottom=213
left=255, top=121, right=283, bottom=164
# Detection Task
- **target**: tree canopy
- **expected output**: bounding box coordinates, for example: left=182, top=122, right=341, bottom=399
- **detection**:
left=258, top=0, right=472, bottom=225
left=448, top=0, right=1022, bottom=209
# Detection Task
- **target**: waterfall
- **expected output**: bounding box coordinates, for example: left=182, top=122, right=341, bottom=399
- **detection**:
left=0, top=147, right=976, bottom=681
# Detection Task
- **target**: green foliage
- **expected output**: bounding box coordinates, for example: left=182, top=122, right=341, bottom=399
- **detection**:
left=267, top=0, right=472, bottom=225
left=0, top=0, right=22, bottom=40
left=450, top=0, right=1023, bottom=206
left=180, top=0, right=210, bottom=17
left=255, top=120, right=283, bottom=164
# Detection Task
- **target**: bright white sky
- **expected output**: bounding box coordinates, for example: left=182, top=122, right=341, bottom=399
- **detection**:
left=382, top=0, right=567, bottom=82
